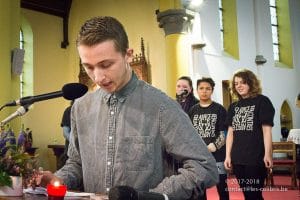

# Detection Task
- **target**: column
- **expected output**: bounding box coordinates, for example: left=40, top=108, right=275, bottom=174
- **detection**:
left=156, top=0, right=193, bottom=97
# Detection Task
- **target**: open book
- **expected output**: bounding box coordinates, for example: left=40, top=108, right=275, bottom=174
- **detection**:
left=24, top=187, right=94, bottom=198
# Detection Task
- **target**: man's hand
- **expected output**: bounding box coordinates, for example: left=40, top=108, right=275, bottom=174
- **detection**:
left=37, top=171, right=63, bottom=187
left=28, top=168, right=63, bottom=189
left=207, top=143, right=217, bottom=152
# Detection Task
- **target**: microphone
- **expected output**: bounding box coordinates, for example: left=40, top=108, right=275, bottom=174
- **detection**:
left=2, top=83, right=88, bottom=107
left=178, top=89, right=188, bottom=96
left=0, top=104, right=31, bottom=126
left=108, top=186, right=165, bottom=200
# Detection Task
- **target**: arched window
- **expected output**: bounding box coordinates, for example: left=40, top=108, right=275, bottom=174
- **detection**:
left=20, top=16, right=34, bottom=98
left=218, top=0, right=224, bottom=50
left=20, top=29, right=25, bottom=97
left=218, top=0, right=239, bottom=59
left=269, top=0, right=293, bottom=67
left=269, top=0, right=279, bottom=61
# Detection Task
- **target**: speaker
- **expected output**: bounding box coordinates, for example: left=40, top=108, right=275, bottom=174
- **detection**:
left=11, top=48, right=25, bottom=75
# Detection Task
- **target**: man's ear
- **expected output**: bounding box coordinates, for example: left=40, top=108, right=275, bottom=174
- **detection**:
left=125, top=48, right=134, bottom=63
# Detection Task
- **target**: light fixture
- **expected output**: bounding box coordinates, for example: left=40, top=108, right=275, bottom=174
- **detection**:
left=181, top=0, right=205, bottom=12
left=192, top=43, right=206, bottom=49
left=255, top=55, right=267, bottom=65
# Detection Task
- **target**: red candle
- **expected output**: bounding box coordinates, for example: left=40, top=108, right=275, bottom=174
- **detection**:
left=47, top=181, right=67, bottom=200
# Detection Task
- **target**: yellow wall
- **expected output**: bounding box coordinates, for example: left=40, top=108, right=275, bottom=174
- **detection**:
left=21, top=10, right=72, bottom=170
left=223, top=0, right=239, bottom=60
left=277, top=0, right=293, bottom=67
left=68, top=0, right=166, bottom=90
left=0, top=0, right=21, bottom=129
left=165, top=34, right=190, bottom=97
left=157, top=0, right=190, bottom=97
left=159, top=0, right=181, bottom=10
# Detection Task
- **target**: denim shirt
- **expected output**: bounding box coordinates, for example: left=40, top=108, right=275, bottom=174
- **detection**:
left=55, top=72, right=218, bottom=199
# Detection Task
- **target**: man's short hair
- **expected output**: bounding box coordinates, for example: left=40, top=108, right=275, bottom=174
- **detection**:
left=197, top=77, right=215, bottom=90
left=76, top=16, right=128, bottom=55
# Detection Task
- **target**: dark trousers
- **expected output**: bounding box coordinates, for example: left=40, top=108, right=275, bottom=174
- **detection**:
left=57, top=140, right=69, bottom=170
left=198, top=174, right=229, bottom=200
left=233, top=164, right=267, bottom=200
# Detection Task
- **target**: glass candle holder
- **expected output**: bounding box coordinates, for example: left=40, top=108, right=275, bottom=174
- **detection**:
left=47, top=181, right=67, bottom=200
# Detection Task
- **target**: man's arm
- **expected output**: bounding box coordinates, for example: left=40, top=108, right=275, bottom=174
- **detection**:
left=55, top=106, right=83, bottom=190
left=150, top=106, right=218, bottom=199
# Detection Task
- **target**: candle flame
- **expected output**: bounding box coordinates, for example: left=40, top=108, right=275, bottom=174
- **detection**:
left=54, top=181, right=60, bottom=187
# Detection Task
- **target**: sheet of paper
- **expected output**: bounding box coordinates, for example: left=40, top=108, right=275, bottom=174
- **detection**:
left=23, top=187, right=94, bottom=198
left=23, top=187, right=47, bottom=195
left=65, top=191, right=94, bottom=197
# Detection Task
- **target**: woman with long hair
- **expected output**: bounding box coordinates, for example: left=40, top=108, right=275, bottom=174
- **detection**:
left=224, top=69, right=275, bottom=200
left=176, top=76, right=199, bottom=113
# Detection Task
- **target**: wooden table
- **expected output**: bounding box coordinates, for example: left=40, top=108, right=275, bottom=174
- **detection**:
left=0, top=194, right=91, bottom=199
left=0, top=193, right=105, bottom=199
left=25, top=147, right=38, bottom=156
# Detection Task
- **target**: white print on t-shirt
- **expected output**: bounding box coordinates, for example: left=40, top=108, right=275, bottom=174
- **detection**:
left=192, top=114, right=217, bottom=138
left=232, top=105, right=255, bottom=131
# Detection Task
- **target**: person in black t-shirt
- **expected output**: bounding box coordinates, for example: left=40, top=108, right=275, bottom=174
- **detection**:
left=173, top=76, right=199, bottom=173
left=224, top=69, right=275, bottom=200
left=189, top=77, right=229, bottom=200
left=58, top=100, right=74, bottom=169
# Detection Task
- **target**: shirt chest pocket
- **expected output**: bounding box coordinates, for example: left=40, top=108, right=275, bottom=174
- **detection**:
left=116, top=136, right=154, bottom=171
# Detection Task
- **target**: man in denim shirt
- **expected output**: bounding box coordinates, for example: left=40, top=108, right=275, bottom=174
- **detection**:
left=38, top=16, right=218, bottom=200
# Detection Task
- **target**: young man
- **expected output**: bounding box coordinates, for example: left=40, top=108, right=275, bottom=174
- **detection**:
left=189, top=77, right=229, bottom=200
left=37, top=16, right=218, bottom=199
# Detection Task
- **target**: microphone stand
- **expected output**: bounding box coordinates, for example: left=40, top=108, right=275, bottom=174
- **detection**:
left=0, top=104, right=6, bottom=111
left=0, top=104, right=32, bottom=128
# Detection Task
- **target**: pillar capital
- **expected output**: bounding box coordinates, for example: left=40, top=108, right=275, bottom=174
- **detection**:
left=156, top=9, right=194, bottom=36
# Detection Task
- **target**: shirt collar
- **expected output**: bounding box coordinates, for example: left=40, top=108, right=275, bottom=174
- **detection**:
left=103, top=71, right=138, bottom=104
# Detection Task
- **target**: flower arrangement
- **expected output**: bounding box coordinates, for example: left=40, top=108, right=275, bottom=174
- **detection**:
left=0, top=127, right=37, bottom=188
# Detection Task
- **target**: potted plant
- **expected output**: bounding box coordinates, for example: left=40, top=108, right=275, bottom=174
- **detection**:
left=0, top=129, right=37, bottom=196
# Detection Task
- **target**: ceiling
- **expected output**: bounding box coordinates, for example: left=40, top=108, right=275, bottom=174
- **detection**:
left=21, top=0, right=73, bottom=48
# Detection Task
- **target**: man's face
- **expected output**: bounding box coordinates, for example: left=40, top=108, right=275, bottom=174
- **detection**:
left=78, top=40, right=133, bottom=93
left=197, top=82, right=213, bottom=102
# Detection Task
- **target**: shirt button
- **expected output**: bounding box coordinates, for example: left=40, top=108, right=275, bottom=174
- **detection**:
left=107, top=161, right=111, bottom=165
left=109, top=136, right=113, bottom=140
left=106, top=188, right=110, bottom=192
left=110, top=111, right=114, bottom=115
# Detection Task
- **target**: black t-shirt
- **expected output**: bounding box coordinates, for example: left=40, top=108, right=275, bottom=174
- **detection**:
left=226, top=94, right=275, bottom=166
left=61, top=106, right=72, bottom=127
left=188, top=102, right=227, bottom=162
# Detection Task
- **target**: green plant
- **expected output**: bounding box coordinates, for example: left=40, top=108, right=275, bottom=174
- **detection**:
left=0, top=144, right=37, bottom=187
